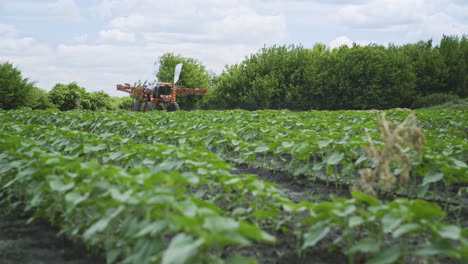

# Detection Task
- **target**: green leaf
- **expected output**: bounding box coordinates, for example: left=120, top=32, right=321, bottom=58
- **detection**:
left=254, top=146, right=269, bottom=153
left=438, top=225, right=461, bottom=240
left=392, top=223, right=420, bottom=238
left=348, top=237, right=380, bottom=254
left=45, top=157, right=61, bottom=165
left=203, top=216, right=239, bottom=232
left=351, top=191, right=380, bottom=206
left=239, top=221, right=276, bottom=243
left=302, top=222, right=330, bottom=250
left=83, top=143, right=107, bottom=154
left=65, top=192, right=89, bottom=208
left=355, top=155, right=366, bottom=165
left=333, top=205, right=356, bottom=217
left=83, top=206, right=124, bottom=240
left=422, top=171, right=443, bottom=186
left=312, top=162, right=323, bottom=171
left=318, top=139, right=333, bottom=149
left=366, top=245, right=401, bottom=264
left=382, top=214, right=403, bottom=233
left=348, top=216, right=364, bottom=228
left=162, top=234, right=204, bottom=264
left=110, top=189, right=137, bottom=204
left=326, top=151, right=344, bottom=165
left=49, top=179, right=74, bottom=193
left=409, top=200, right=445, bottom=220
left=251, top=209, right=280, bottom=220
left=415, top=240, right=459, bottom=258
left=135, top=221, right=168, bottom=238
left=451, top=158, right=467, bottom=168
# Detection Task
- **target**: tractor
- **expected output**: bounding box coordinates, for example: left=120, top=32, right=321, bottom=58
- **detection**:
left=116, top=63, right=208, bottom=112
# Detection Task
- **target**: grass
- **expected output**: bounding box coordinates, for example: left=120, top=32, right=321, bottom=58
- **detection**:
left=423, top=97, right=468, bottom=110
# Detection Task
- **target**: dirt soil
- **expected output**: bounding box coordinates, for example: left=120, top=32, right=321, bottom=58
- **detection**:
left=223, top=232, right=347, bottom=264
left=0, top=204, right=104, bottom=264
left=233, top=163, right=351, bottom=203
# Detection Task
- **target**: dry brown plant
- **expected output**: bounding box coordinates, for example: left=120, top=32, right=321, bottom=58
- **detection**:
left=354, top=114, right=425, bottom=196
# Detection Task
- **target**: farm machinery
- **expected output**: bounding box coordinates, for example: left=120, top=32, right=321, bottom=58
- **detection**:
left=116, top=64, right=208, bottom=111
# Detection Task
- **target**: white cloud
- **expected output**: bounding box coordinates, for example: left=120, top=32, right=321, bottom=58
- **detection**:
left=328, top=36, right=354, bottom=48
left=208, top=6, right=287, bottom=45
left=99, top=29, right=135, bottom=43
left=90, top=0, right=113, bottom=17
left=328, top=36, right=372, bottom=49
left=446, top=1, right=468, bottom=19
left=0, top=24, right=50, bottom=55
left=48, top=0, right=81, bottom=22
left=0, top=24, right=16, bottom=37
left=101, top=0, right=287, bottom=46
left=337, top=0, right=426, bottom=28
left=90, top=0, right=139, bottom=17
left=109, top=14, right=149, bottom=31
left=405, top=11, right=468, bottom=42
left=72, top=34, right=88, bottom=43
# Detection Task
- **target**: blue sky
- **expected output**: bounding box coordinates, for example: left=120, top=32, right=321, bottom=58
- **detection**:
left=1, top=0, right=467, bottom=96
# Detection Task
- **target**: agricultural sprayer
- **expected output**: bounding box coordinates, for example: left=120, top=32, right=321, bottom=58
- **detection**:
left=116, top=63, right=207, bottom=111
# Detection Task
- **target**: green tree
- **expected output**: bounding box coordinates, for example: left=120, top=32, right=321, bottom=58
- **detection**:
left=25, top=87, right=57, bottom=109
left=111, top=96, right=133, bottom=110
left=48, top=82, right=87, bottom=111
left=203, top=43, right=418, bottom=110
left=438, top=35, right=468, bottom=97
left=84, top=91, right=115, bottom=111
left=202, top=45, right=317, bottom=110
left=156, top=53, right=211, bottom=110
left=330, top=44, right=416, bottom=109
left=401, top=40, right=448, bottom=96
left=0, top=62, right=37, bottom=110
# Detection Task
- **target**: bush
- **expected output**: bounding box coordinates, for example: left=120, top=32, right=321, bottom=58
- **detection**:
left=27, top=87, right=57, bottom=109
left=0, top=62, right=37, bottom=110
left=411, top=93, right=460, bottom=109
left=49, top=82, right=87, bottom=111
left=112, top=96, right=133, bottom=110
left=84, top=91, right=115, bottom=111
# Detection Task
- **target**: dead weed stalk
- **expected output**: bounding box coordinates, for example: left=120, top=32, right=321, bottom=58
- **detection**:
left=354, top=114, right=425, bottom=196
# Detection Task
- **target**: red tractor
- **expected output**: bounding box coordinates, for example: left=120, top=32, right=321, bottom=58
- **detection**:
left=116, top=64, right=207, bottom=111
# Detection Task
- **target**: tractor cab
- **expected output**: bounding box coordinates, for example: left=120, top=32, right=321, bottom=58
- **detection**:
left=153, top=83, right=172, bottom=96
left=151, top=82, right=173, bottom=102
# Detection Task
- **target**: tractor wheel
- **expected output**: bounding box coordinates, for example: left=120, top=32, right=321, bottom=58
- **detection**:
left=168, top=102, right=180, bottom=112
left=130, top=102, right=140, bottom=112
left=143, top=103, right=154, bottom=112
left=156, top=103, right=165, bottom=111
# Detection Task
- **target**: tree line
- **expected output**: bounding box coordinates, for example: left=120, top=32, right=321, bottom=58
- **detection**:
left=1, top=35, right=466, bottom=111
left=201, top=35, right=467, bottom=110
left=0, top=62, right=132, bottom=111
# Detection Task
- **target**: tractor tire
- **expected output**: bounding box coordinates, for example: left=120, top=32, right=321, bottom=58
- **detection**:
left=156, top=103, right=165, bottom=111
left=168, top=102, right=180, bottom=112
left=143, top=103, right=154, bottom=112
left=130, top=102, right=140, bottom=112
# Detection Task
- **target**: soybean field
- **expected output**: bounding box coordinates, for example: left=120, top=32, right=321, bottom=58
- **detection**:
left=0, top=109, right=466, bottom=264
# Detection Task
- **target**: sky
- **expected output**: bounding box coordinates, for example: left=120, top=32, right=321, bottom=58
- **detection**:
left=1, top=0, right=467, bottom=97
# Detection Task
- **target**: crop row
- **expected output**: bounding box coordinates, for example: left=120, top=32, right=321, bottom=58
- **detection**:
left=3, top=109, right=466, bottom=200
left=0, top=130, right=283, bottom=263
left=0, top=110, right=467, bottom=263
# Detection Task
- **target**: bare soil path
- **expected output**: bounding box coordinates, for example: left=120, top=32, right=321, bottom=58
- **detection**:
left=0, top=204, right=104, bottom=264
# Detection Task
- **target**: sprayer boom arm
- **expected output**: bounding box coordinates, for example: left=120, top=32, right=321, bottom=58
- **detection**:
left=116, top=83, right=208, bottom=97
